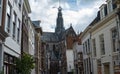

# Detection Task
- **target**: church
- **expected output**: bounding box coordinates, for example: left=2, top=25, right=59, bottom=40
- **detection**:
left=41, top=6, right=77, bottom=74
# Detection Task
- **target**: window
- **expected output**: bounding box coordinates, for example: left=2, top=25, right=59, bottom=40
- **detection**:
left=87, top=39, right=90, bottom=53
left=100, top=7, right=105, bottom=19
left=85, top=42, right=87, bottom=54
left=112, top=1, right=117, bottom=9
left=83, top=44, right=85, bottom=54
left=4, top=53, right=17, bottom=74
left=14, top=0, right=17, bottom=4
left=6, top=3, right=11, bottom=33
left=107, top=1, right=113, bottom=13
left=92, top=39, right=96, bottom=57
left=99, top=34, right=105, bottom=55
left=12, top=12, right=17, bottom=39
left=18, top=0, right=22, bottom=10
left=17, top=19, right=20, bottom=42
left=111, top=28, right=118, bottom=52
left=104, top=5, right=108, bottom=16
left=13, top=12, right=16, bottom=22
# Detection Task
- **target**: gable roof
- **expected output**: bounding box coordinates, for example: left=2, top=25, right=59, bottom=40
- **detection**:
left=65, top=26, right=77, bottom=37
left=41, top=32, right=59, bottom=42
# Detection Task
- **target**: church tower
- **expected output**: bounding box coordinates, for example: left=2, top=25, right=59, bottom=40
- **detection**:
left=55, top=7, right=65, bottom=36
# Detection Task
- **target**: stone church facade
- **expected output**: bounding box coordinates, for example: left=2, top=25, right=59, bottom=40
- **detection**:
left=41, top=7, right=76, bottom=74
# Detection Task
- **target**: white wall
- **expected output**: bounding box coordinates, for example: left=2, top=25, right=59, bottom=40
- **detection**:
left=66, top=50, right=74, bottom=72
left=91, top=14, right=116, bottom=74
left=28, top=20, right=35, bottom=56
left=28, top=20, right=35, bottom=74
left=73, top=42, right=83, bottom=74
left=4, top=0, right=23, bottom=57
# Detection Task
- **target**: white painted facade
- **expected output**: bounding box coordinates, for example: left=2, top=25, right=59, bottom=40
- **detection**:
left=73, top=42, right=83, bottom=74
left=28, top=18, right=35, bottom=56
left=90, top=0, right=120, bottom=74
left=81, top=27, right=93, bottom=74
left=4, top=0, right=23, bottom=57
left=91, top=11, right=119, bottom=74
left=92, top=16, right=116, bottom=74
left=91, top=16, right=116, bottom=74
left=66, top=49, right=74, bottom=72
left=73, top=42, right=83, bottom=63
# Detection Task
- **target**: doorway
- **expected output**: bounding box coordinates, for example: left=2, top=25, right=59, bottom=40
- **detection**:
left=104, top=63, right=110, bottom=74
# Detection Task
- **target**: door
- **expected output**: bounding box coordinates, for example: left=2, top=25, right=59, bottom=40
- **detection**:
left=104, top=63, right=110, bottom=74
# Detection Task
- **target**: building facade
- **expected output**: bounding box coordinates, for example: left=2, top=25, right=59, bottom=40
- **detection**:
left=28, top=18, right=36, bottom=74
left=81, top=26, right=92, bottom=74
left=21, top=0, right=31, bottom=54
left=3, top=0, right=23, bottom=73
left=81, top=0, right=120, bottom=74
left=91, top=0, right=119, bottom=74
left=73, top=33, right=84, bottom=74
left=33, top=21, right=43, bottom=74
left=65, top=26, right=76, bottom=74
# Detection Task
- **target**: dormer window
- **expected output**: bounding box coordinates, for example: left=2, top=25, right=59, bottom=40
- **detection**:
left=112, top=0, right=117, bottom=9
left=107, top=0, right=113, bottom=14
left=18, top=0, right=22, bottom=10
left=14, top=0, right=17, bottom=4
left=100, top=4, right=107, bottom=19
left=100, top=8, right=105, bottom=19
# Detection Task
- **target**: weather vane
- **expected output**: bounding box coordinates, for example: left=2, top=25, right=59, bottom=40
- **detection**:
left=58, top=0, right=62, bottom=11
left=59, top=0, right=61, bottom=7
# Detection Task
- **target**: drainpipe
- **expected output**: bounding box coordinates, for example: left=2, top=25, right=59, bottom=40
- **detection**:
left=89, top=26, right=93, bottom=74
left=0, top=42, right=4, bottom=72
left=116, top=2, right=120, bottom=51
left=0, top=0, right=7, bottom=72
left=0, top=43, right=2, bottom=71
left=116, top=0, right=120, bottom=70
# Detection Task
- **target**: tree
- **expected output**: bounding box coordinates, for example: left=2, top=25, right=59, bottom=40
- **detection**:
left=0, top=71, right=4, bottom=74
left=16, top=53, right=35, bottom=74
left=0, top=67, right=4, bottom=74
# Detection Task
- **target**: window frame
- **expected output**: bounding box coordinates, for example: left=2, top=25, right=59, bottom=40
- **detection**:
left=6, top=2, right=12, bottom=33
left=17, top=19, right=21, bottom=43
left=12, top=12, right=17, bottom=39
left=99, top=34, right=105, bottom=55
left=92, top=39, right=96, bottom=57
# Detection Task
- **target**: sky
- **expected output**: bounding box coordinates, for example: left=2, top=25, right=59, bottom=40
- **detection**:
left=29, top=0, right=106, bottom=33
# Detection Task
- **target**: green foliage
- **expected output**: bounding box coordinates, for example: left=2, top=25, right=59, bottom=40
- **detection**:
left=16, top=53, right=35, bottom=74
left=0, top=70, right=4, bottom=74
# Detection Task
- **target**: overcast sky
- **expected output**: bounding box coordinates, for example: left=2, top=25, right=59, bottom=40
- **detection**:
left=29, top=0, right=106, bottom=33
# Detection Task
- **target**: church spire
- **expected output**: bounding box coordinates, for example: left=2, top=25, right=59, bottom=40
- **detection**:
left=55, top=6, right=65, bottom=34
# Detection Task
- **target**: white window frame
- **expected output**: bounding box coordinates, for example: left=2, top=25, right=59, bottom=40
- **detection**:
left=6, top=2, right=12, bottom=33
left=107, top=0, right=113, bottom=14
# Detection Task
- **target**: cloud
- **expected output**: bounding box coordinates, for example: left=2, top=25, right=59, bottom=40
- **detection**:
left=29, top=0, right=106, bottom=33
